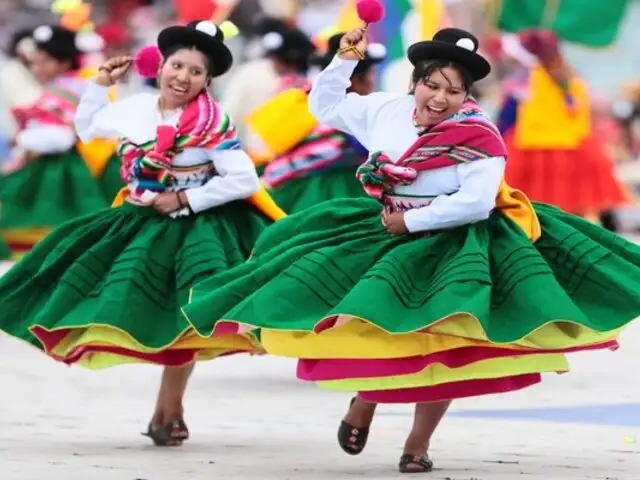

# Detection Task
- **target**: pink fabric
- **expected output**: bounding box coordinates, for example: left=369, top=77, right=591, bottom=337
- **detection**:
left=297, top=341, right=618, bottom=381
left=358, top=373, right=542, bottom=403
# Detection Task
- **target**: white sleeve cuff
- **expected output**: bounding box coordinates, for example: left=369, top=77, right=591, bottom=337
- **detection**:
left=403, top=208, right=430, bottom=234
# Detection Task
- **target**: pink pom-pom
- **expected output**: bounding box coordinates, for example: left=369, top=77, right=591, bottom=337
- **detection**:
left=356, top=0, right=385, bottom=24
left=134, top=45, right=162, bottom=79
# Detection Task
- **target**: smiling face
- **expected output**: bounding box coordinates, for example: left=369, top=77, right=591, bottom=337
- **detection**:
left=412, top=62, right=471, bottom=127
left=158, top=47, right=211, bottom=109
left=31, top=49, right=72, bottom=85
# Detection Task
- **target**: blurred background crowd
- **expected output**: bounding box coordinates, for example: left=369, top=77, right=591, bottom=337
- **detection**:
left=1, top=0, right=640, bottom=229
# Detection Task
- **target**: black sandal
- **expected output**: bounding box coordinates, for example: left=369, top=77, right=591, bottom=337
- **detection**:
left=398, top=453, right=433, bottom=473
left=142, top=418, right=189, bottom=446
left=337, top=397, right=371, bottom=455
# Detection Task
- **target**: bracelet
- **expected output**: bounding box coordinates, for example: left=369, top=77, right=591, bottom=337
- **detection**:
left=175, top=191, right=185, bottom=208
left=98, top=66, right=115, bottom=86
left=337, top=45, right=365, bottom=61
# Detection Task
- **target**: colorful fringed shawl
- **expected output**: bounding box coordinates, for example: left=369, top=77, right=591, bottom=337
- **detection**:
left=11, top=74, right=84, bottom=129
left=112, top=90, right=286, bottom=221
left=117, top=90, right=239, bottom=196
left=357, top=99, right=507, bottom=199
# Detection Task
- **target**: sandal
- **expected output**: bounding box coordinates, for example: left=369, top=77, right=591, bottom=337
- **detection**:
left=398, top=453, right=433, bottom=473
left=142, top=418, right=189, bottom=446
left=337, top=397, right=371, bottom=455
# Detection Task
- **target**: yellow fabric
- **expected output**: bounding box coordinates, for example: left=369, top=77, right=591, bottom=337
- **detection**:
left=245, top=88, right=318, bottom=162
left=515, top=66, right=591, bottom=150
left=75, top=139, right=117, bottom=178
left=37, top=324, right=257, bottom=357
left=112, top=185, right=286, bottom=222
left=76, top=67, right=118, bottom=178
left=0, top=227, right=51, bottom=245
left=316, top=352, right=568, bottom=391
left=37, top=327, right=259, bottom=370
left=67, top=348, right=247, bottom=369
left=260, top=316, right=618, bottom=359
left=419, top=0, right=447, bottom=39
left=495, top=179, right=541, bottom=242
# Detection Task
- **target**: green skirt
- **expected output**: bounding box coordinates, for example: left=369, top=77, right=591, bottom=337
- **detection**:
left=182, top=198, right=640, bottom=402
left=0, top=200, right=270, bottom=369
left=267, top=169, right=367, bottom=214
left=0, top=150, right=113, bottom=250
left=186, top=198, right=640, bottom=337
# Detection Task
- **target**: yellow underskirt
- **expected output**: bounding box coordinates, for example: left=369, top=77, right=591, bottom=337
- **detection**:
left=316, top=353, right=568, bottom=391
left=259, top=315, right=619, bottom=359
left=0, top=227, right=51, bottom=246
left=32, top=323, right=261, bottom=370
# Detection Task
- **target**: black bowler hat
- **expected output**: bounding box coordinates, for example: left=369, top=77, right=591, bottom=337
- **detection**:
left=158, top=20, right=233, bottom=77
left=407, top=28, right=491, bottom=81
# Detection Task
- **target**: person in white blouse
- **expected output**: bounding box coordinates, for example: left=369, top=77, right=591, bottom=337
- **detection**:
left=0, top=24, right=115, bottom=257
left=0, top=20, right=284, bottom=448
left=183, top=26, right=640, bottom=474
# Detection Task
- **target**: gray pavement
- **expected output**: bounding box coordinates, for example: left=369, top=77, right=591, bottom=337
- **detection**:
left=0, top=237, right=639, bottom=480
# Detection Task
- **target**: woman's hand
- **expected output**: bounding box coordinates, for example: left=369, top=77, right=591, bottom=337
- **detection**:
left=381, top=210, right=409, bottom=235
left=24, top=150, right=39, bottom=162
left=152, top=191, right=188, bottom=215
left=96, top=56, right=133, bottom=87
left=338, top=28, right=368, bottom=61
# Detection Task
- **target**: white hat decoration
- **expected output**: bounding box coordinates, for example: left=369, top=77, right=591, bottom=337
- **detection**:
left=33, top=25, right=53, bottom=43
left=366, top=42, right=386, bottom=60
left=75, top=31, right=105, bottom=53
left=195, top=21, right=218, bottom=37
left=262, top=31, right=284, bottom=51
left=455, top=37, right=475, bottom=52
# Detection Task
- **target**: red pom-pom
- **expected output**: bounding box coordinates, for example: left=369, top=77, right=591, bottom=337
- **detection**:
left=356, top=0, right=385, bottom=24
left=134, top=45, right=162, bottom=79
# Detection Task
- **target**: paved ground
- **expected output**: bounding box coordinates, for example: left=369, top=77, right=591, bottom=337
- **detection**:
left=1, top=236, right=639, bottom=480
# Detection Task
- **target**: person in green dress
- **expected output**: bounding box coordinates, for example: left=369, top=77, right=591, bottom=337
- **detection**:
left=0, top=20, right=284, bottom=446
left=183, top=27, right=640, bottom=473
left=0, top=24, right=117, bottom=256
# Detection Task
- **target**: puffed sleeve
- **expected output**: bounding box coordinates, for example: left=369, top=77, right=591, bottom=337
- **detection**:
left=184, top=149, right=261, bottom=213
left=403, top=157, right=506, bottom=233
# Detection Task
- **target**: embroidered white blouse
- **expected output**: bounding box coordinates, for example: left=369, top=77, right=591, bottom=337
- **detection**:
left=74, top=81, right=260, bottom=216
left=308, top=56, right=506, bottom=233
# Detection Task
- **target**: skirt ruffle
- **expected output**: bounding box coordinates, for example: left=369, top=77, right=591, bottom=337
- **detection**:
left=0, top=150, right=114, bottom=253
left=0, top=201, right=270, bottom=369
left=182, top=197, right=640, bottom=403
left=267, top=169, right=367, bottom=214
left=504, top=132, right=630, bottom=215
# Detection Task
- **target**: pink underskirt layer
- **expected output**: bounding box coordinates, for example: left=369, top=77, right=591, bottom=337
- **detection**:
left=297, top=341, right=618, bottom=381
left=358, top=373, right=542, bottom=403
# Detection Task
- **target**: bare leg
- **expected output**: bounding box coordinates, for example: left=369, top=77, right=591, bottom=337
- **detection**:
left=401, top=400, right=452, bottom=472
left=343, top=396, right=377, bottom=428
left=148, top=362, right=195, bottom=444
